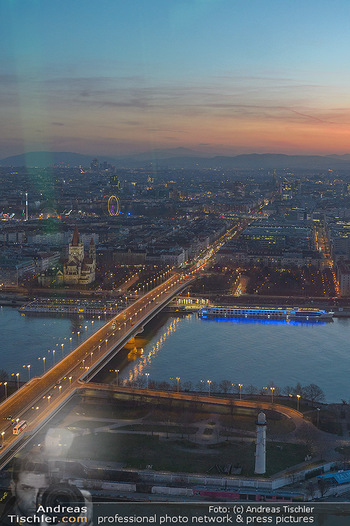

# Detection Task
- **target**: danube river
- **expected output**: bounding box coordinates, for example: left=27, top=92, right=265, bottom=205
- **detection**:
left=119, top=313, right=350, bottom=403
left=0, top=306, right=105, bottom=380
left=2, top=305, right=350, bottom=402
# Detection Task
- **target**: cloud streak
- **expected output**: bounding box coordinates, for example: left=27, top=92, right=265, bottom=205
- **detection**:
left=1, top=71, right=350, bottom=156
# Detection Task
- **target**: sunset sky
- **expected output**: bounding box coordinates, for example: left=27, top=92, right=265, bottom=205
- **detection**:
left=2, top=0, right=350, bottom=158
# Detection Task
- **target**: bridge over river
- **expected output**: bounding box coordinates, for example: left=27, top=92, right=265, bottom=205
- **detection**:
left=0, top=218, right=252, bottom=467
left=0, top=271, right=196, bottom=467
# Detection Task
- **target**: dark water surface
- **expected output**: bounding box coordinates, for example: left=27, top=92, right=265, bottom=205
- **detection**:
left=2, top=306, right=349, bottom=402
left=0, top=306, right=105, bottom=380
left=119, top=314, right=350, bottom=403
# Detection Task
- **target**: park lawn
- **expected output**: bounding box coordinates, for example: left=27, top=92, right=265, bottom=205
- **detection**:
left=219, top=414, right=256, bottom=432
left=74, top=402, right=149, bottom=420
left=117, top=423, right=198, bottom=434
left=219, top=413, right=295, bottom=435
left=219, top=429, right=252, bottom=438
left=75, top=399, right=295, bottom=435
left=267, top=416, right=296, bottom=435
left=265, top=442, right=308, bottom=476
left=67, top=432, right=307, bottom=476
left=69, top=420, right=117, bottom=429
left=144, top=407, right=213, bottom=423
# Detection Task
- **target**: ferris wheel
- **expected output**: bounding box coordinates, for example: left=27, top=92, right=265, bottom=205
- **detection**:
left=107, top=195, right=120, bottom=216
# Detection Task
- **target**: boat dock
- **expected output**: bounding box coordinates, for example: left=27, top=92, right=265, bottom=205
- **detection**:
left=18, top=297, right=123, bottom=316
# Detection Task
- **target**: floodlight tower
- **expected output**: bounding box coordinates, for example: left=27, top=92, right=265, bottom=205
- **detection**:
left=254, top=411, right=267, bottom=474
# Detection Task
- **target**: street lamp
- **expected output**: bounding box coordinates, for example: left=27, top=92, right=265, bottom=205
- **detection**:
left=1, top=432, right=4, bottom=447
left=68, top=376, right=72, bottom=386
left=270, top=387, right=275, bottom=404
left=52, top=350, right=55, bottom=364
left=43, top=357, right=46, bottom=373
left=297, top=394, right=301, bottom=411
left=27, top=365, right=31, bottom=380
left=115, top=369, right=119, bottom=386
left=316, top=407, right=320, bottom=427
left=207, top=379, right=212, bottom=397
left=61, top=343, right=64, bottom=357
left=47, top=395, right=51, bottom=405
left=145, top=373, right=149, bottom=389
left=4, top=382, right=7, bottom=399
left=238, top=383, right=243, bottom=400
left=176, top=377, right=180, bottom=393
left=16, top=373, right=19, bottom=390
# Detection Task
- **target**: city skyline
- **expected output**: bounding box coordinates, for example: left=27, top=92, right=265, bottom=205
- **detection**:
left=2, top=1, right=350, bottom=158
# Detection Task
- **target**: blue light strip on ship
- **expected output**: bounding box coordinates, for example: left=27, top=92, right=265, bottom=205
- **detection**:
left=200, top=316, right=326, bottom=326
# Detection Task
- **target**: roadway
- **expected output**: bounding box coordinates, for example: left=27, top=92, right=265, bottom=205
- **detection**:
left=78, top=382, right=304, bottom=422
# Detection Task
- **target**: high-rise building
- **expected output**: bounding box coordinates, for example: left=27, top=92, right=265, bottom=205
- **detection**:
left=280, top=179, right=293, bottom=200
left=90, top=158, right=99, bottom=172
left=272, top=169, right=278, bottom=190
left=110, top=174, right=121, bottom=193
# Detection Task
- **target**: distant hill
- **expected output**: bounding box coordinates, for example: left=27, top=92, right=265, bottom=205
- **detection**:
left=143, top=152, right=350, bottom=170
left=134, top=152, right=350, bottom=170
left=123, top=147, right=215, bottom=160
left=0, top=148, right=212, bottom=168
left=2, top=149, right=350, bottom=170
left=0, top=151, right=116, bottom=168
left=327, top=153, right=350, bottom=161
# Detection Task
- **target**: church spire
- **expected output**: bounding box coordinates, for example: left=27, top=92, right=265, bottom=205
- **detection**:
left=72, top=225, right=80, bottom=246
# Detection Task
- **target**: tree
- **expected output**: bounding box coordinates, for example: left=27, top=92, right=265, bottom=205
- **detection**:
left=318, top=477, right=331, bottom=498
left=158, top=381, right=171, bottom=391
left=294, top=422, right=319, bottom=456
left=219, top=380, right=232, bottom=394
left=291, top=382, right=304, bottom=397
left=0, top=369, right=8, bottom=382
left=209, top=381, right=218, bottom=394
left=195, top=381, right=205, bottom=392
left=182, top=381, right=192, bottom=392
left=267, top=381, right=280, bottom=396
left=303, top=384, right=325, bottom=404
left=306, top=482, right=316, bottom=500
left=245, top=384, right=258, bottom=395
left=282, top=385, right=295, bottom=396
left=134, top=377, right=146, bottom=389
